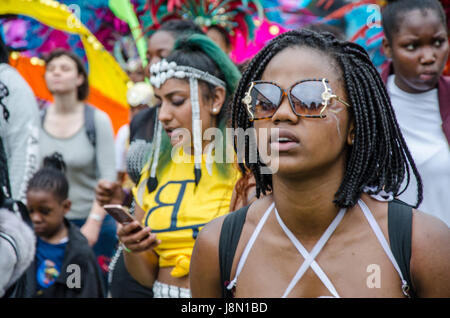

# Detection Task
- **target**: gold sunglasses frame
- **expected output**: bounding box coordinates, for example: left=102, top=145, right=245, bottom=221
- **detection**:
left=242, top=78, right=351, bottom=121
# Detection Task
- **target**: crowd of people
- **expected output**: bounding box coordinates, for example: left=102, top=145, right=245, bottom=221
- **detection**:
left=0, top=0, right=449, bottom=299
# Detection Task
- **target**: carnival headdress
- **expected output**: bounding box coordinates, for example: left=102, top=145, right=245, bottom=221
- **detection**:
left=139, top=0, right=265, bottom=45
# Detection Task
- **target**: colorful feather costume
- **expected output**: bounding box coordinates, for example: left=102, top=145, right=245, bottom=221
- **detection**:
left=138, top=0, right=266, bottom=57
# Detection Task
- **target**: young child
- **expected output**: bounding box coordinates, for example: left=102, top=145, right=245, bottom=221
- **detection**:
left=25, top=153, right=104, bottom=297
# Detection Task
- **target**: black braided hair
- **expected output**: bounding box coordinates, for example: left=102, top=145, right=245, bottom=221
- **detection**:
left=382, top=0, right=447, bottom=43
left=27, top=152, right=69, bottom=201
left=230, top=28, right=423, bottom=208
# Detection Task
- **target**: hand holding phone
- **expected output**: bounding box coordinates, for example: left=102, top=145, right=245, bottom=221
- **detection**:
left=105, top=204, right=157, bottom=252
left=103, top=204, right=143, bottom=234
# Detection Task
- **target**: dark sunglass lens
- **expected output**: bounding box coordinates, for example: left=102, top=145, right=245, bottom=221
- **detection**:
left=253, top=83, right=280, bottom=118
left=291, top=81, right=325, bottom=116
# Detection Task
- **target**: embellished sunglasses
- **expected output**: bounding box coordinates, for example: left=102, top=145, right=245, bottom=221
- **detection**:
left=242, top=78, right=351, bottom=121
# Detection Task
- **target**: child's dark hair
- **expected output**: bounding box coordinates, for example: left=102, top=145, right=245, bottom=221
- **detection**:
left=27, top=153, right=69, bottom=201
left=382, top=0, right=447, bottom=43
left=231, top=29, right=423, bottom=208
left=44, top=49, right=89, bottom=101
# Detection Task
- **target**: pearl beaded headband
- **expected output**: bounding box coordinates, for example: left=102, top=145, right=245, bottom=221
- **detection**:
left=147, top=59, right=226, bottom=192
left=149, top=59, right=226, bottom=89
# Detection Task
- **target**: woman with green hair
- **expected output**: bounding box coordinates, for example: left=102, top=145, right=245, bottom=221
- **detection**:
left=116, top=34, right=242, bottom=298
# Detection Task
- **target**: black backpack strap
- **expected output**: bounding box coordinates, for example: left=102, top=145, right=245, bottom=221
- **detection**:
left=388, top=199, right=415, bottom=298
left=84, top=105, right=99, bottom=178
left=219, top=205, right=250, bottom=298
left=41, top=105, right=98, bottom=177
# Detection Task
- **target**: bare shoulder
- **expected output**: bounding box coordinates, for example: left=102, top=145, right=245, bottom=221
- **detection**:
left=411, top=210, right=450, bottom=254
left=410, top=210, right=450, bottom=297
left=193, top=203, right=251, bottom=265
left=190, top=200, right=268, bottom=297
left=197, top=213, right=228, bottom=245
left=190, top=213, right=228, bottom=297
left=195, top=198, right=263, bottom=248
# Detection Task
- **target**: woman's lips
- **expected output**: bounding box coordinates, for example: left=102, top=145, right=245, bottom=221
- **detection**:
left=164, top=127, right=184, bottom=145
left=272, top=140, right=299, bottom=152
left=270, top=129, right=300, bottom=152
left=163, top=126, right=175, bottom=136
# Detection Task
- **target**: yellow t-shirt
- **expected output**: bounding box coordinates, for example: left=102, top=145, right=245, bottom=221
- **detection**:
left=132, top=150, right=239, bottom=278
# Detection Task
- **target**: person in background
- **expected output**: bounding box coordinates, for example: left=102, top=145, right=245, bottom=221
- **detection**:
left=127, top=20, right=206, bottom=144
left=115, top=82, right=155, bottom=186
left=0, top=35, right=38, bottom=298
left=24, top=153, right=104, bottom=298
left=0, top=207, right=36, bottom=298
left=126, top=58, right=146, bottom=83
left=381, top=0, right=450, bottom=227
left=207, top=26, right=232, bottom=56
left=0, top=35, right=40, bottom=204
left=39, top=48, right=116, bottom=288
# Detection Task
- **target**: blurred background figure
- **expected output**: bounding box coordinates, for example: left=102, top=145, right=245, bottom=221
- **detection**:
left=0, top=34, right=37, bottom=298
left=129, top=19, right=205, bottom=144
left=0, top=34, right=40, bottom=204
left=39, top=48, right=116, bottom=290
left=116, top=81, right=154, bottom=186
left=381, top=0, right=450, bottom=227
left=125, top=58, right=146, bottom=83
left=0, top=208, right=36, bottom=298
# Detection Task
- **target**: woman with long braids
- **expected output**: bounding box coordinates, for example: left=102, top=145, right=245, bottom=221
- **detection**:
left=190, top=29, right=450, bottom=298
left=116, top=34, right=241, bottom=298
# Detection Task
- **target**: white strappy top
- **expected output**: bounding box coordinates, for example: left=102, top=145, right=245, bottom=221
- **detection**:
left=226, top=199, right=409, bottom=298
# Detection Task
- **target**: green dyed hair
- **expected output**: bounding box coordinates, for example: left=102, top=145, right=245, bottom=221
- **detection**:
left=154, top=33, right=241, bottom=178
